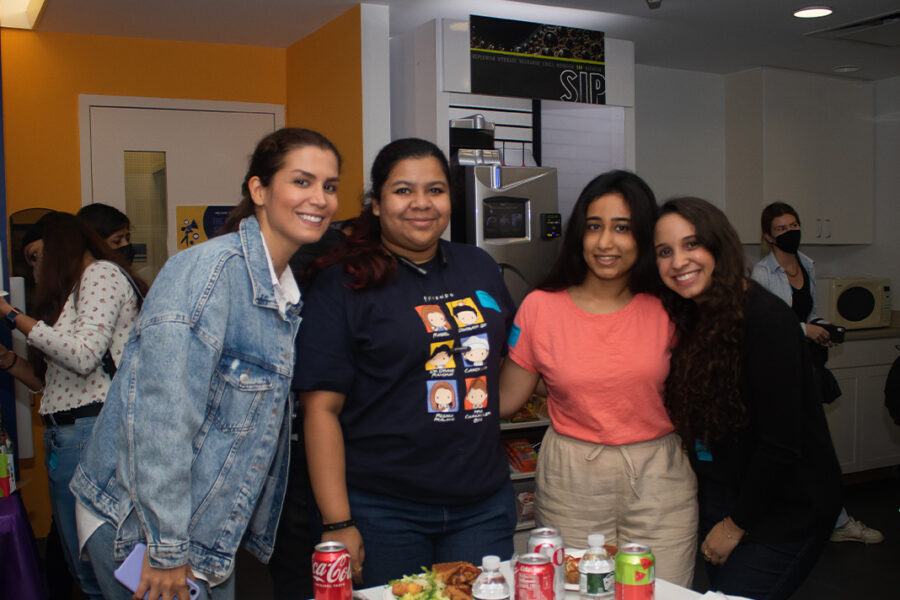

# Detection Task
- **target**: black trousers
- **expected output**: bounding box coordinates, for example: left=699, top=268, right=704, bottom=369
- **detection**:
left=268, top=433, right=321, bottom=600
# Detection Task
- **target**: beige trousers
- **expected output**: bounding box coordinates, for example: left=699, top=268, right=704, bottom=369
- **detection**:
left=535, top=428, right=698, bottom=587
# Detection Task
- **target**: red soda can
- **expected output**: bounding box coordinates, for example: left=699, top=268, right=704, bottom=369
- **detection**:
left=312, top=541, right=352, bottom=600
left=515, top=552, right=555, bottom=600
left=527, top=526, right=565, bottom=600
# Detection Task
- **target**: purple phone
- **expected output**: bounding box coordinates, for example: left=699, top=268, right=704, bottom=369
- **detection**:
left=114, top=543, right=201, bottom=599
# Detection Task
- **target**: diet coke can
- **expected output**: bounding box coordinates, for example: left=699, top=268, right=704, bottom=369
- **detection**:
left=514, top=552, right=555, bottom=600
left=312, top=541, right=352, bottom=600
left=528, top=526, right=565, bottom=600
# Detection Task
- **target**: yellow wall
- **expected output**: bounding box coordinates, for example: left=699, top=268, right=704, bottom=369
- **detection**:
left=1, top=30, right=287, bottom=218
left=286, top=5, right=365, bottom=221
left=1, top=29, right=288, bottom=535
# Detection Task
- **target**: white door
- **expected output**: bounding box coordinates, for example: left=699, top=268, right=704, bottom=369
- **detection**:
left=79, top=96, right=284, bottom=273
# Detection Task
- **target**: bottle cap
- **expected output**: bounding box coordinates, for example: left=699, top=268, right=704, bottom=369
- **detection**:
left=482, top=555, right=501, bottom=570
left=587, top=533, right=605, bottom=548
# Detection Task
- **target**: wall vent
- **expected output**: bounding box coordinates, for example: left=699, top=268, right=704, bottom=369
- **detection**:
left=807, top=11, right=900, bottom=47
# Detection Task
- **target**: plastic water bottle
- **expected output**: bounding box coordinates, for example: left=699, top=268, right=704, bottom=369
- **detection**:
left=579, top=533, right=615, bottom=599
left=473, top=555, right=510, bottom=600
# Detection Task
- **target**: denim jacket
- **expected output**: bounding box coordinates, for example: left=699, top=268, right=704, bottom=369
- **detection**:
left=70, top=216, right=301, bottom=578
left=750, top=251, right=820, bottom=335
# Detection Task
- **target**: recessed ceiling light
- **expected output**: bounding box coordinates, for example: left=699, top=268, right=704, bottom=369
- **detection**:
left=832, top=65, right=861, bottom=73
left=793, top=6, right=834, bottom=19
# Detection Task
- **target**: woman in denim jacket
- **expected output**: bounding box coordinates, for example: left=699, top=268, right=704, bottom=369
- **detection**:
left=70, top=128, right=341, bottom=600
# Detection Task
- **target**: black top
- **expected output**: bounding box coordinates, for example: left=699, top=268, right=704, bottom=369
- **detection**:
left=690, top=284, right=842, bottom=542
left=790, top=263, right=813, bottom=323
left=294, top=240, right=515, bottom=505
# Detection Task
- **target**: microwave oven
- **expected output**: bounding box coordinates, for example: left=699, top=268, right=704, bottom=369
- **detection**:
left=816, top=277, right=892, bottom=329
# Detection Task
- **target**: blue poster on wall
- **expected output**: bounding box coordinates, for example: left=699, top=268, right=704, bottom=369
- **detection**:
left=470, top=15, right=606, bottom=104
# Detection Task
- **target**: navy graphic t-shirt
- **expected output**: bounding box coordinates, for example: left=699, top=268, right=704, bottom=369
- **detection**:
left=294, top=241, right=515, bottom=505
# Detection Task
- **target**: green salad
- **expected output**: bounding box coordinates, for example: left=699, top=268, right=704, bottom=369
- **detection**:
left=389, top=567, right=449, bottom=600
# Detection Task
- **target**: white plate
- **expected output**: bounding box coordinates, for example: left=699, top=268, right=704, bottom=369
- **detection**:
left=564, top=549, right=586, bottom=591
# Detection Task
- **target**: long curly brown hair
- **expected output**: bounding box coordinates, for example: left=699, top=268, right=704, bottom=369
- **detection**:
left=657, top=197, right=751, bottom=445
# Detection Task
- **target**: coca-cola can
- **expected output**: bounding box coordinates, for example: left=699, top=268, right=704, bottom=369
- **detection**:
left=312, top=541, right=352, bottom=600
left=527, top=527, right=565, bottom=600
left=515, top=552, right=555, bottom=600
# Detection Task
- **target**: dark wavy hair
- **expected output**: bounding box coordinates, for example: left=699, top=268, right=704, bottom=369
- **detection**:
left=76, top=203, right=131, bottom=240
left=315, top=138, right=451, bottom=290
left=222, top=128, right=342, bottom=234
left=759, top=201, right=800, bottom=255
left=539, top=170, right=659, bottom=294
left=657, top=197, right=751, bottom=445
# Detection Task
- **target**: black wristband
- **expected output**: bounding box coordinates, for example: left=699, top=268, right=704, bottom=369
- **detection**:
left=321, top=519, right=355, bottom=532
left=4, top=307, right=22, bottom=330
left=2, top=353, right=18, bottom=370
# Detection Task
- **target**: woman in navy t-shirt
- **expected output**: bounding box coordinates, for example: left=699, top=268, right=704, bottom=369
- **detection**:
left=296, top=139, right=516, bottom=587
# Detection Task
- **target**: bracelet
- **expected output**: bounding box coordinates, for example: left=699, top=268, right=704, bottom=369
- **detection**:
left=322, top=519, right=355, bottom=532
left=1, top=353, right=17, bottom=370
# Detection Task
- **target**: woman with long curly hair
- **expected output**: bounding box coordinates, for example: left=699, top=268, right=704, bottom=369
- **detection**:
left=0, top=212, right=145, bottom=599
left=654, top=197, right=842, bottom=600
left=500, top=170, right=698, bottom=587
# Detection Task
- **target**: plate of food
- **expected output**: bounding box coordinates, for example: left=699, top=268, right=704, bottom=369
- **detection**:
left=385, top=562, right=482, bottom=600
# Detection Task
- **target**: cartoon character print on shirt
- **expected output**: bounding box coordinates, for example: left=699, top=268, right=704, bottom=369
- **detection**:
left=425, top=342, right=456, bottom=374
left=448, top=299, right=484, bottom=329
left=427, top=380, right=459, bottom=417
left=416, top=304, right=453, bottom=334
left=464, top=376, right=489, bottom=410
left=420, top=294, right=499, bottom=423
left=461, top=334, right=490, bottom=369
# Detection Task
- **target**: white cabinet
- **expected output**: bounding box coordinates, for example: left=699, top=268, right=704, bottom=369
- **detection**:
left=725, top=68, right=874, bottom=244
left=823, top=338, right=900, bottom=473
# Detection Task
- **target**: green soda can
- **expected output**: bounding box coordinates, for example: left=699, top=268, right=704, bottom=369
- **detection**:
left=614, top=543, right=654, bottom=600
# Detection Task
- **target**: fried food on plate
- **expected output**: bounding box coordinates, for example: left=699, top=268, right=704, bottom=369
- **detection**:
left=433, top=562, right=481, bottom=600
left=564, top=554, right=580, bottom=584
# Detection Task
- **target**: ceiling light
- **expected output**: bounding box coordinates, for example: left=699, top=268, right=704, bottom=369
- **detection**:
left=0, top=0, right=47, bottom=30
left=794, top=6, right=834, bottom=19
left=832, top=65, right=861, bottom=73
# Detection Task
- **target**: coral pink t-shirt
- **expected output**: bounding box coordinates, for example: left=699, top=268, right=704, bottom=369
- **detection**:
left=508, top=290, right=675, bottom=445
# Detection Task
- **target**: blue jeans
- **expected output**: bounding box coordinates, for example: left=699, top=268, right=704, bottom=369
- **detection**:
left=44, top=418, right=103, bottom=599
left=699, top=479, right=830, bottom=600
left=349, top=480, right=517, bottom=588
left=86, top=522, right=235, bottom=600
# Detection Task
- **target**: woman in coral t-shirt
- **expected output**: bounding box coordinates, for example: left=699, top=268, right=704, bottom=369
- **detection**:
left=500, top=171, right=697, bottom=587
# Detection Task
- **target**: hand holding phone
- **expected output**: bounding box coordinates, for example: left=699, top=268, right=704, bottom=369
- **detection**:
left=114, top=543, right=200, bottom=600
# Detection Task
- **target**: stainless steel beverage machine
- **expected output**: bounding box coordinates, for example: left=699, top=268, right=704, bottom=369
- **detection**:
left=450, top=115, right=561, bottom=305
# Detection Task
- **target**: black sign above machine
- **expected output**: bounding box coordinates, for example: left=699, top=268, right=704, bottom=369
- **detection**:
left=469, top=15, right=606, bottom=104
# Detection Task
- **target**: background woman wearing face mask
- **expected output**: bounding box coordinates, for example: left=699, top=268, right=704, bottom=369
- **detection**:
left=750, top=202, right=883, bottom=545
left=749, top=202, right=833, bottom=345
left=76, top=203, right=136, bottom=264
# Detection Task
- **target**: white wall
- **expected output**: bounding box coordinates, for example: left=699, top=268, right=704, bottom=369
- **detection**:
left=636, top=67, right=899, bottom=289
left=634, top=65, right=725, bottom=206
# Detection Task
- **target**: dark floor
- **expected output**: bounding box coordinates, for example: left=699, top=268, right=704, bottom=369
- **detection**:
left=40, top=468, right=900, bottom=599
